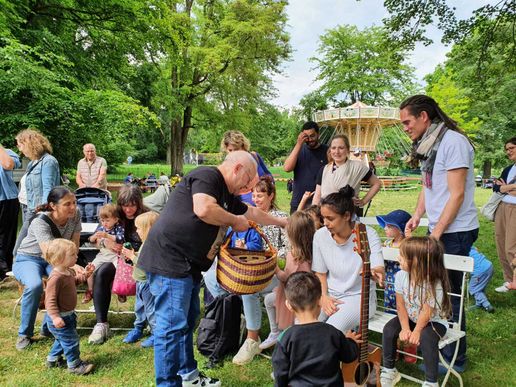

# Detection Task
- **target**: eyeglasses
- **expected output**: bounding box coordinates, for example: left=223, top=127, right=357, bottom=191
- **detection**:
left=506, top=145, right=516, bottom=152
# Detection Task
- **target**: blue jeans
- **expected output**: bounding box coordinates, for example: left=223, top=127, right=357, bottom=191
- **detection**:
left=134, top=280, right=156, bottom=332
left=13, top=254, right=53, bottom=337
left=469, top=265, right=494, bottom=308
left=203, top=265, right=277, bottom=331
left=47, top=313, right=81, bottom=368
left=439, top=228, right=478, bottom=367
left=148, top=272, right=201, bottom=387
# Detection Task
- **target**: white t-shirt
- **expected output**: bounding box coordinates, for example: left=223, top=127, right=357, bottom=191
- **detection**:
left=394, top=270, right=448, bottom=328
left=424, top=130, right=479, bottom=233
left=501, top=165, right=516, bottom=204
left=312, top=224, right=383, bottom=298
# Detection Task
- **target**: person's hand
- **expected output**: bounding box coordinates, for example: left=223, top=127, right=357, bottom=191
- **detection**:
left=95, top=231, right=108, bottom=239
left=72, top=264, right=85, bottom=276
left=371, top=266, right=385, bottom=287
left=345, top=330, right=363, bottom=344
left=353, top=196, right=365, bottom=208
left=399, top=328, right=412, bottom=342
left=321, top=294, right=343, bottom=316
left=121, top=246, right=135, bottom=261
left=85, top=263, right=95, bottom=278
left=408, top=329, right=421, bottom=346
left=53, top=317, right=65, bottom=329
left=232, top=215, right=250, bottom=232
left=302, top=191, right=314, bottom=201
left=405, top=216, right=420, bottom=236
left=104, top=238, right=122, bottom=253
left=235, top=239, right=246, bottom=249
left=296, top=131, right=308, bottom=145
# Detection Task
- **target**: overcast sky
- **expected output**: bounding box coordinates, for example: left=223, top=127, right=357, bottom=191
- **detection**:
left=271, top=0, right=486, bottom=109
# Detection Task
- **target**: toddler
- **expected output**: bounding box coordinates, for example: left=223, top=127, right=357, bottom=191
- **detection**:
left=83, top=204, right=125, bottom=303
left=272, top=272, right=360, bottom=386
left=44, top=239, right=94, bottom=375
left=468, top=246, right=494, bottom=313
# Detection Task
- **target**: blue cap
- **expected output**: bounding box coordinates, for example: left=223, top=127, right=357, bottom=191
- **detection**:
left=376, top=210, right=412, bottom=234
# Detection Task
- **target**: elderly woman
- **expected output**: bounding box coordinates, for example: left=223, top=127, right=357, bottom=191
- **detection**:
left=13, top=129, right=60, bottom=255
left=313, top=185, right=384, bottom=332
left=13, top=186, right=84, bottom=350
left=88, top=185, right=149, bottom=345
left=493, top=137, right=516, bottom=293
left=220, top=130, right=273, bottom=204
left=312, top=134, right=381, bottom=216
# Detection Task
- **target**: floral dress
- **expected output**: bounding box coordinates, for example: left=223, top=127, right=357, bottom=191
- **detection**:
left=261, top=209, right=289, bottom=258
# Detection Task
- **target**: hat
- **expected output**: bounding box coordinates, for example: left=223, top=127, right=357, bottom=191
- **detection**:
left=376, top=210, right=412, bottom=234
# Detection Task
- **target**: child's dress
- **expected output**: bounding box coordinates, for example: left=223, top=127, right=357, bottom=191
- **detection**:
left=384, top=239, right=400, bottom=314
left=91, top=222, right=125, bottom=270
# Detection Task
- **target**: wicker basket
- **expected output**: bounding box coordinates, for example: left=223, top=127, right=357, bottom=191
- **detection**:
left=217, top=221, right=277, bottom=295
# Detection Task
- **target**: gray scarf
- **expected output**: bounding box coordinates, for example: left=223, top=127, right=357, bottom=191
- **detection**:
left=412, top=119, right=448, bottom=188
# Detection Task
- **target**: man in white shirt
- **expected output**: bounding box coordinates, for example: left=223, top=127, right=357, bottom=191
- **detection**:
left=76, top=144, right=108, bottom=190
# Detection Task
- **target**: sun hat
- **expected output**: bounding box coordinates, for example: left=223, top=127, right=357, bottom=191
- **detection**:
left=376, top=210, right=412, bottom=234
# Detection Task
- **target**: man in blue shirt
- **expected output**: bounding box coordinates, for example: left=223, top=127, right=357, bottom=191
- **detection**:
left=284, top=121, right=328, bottom=214
left=0, top=144, right=21, bottom=280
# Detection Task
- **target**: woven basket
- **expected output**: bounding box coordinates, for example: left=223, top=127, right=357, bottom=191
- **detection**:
left=217, top=221, right=277, bottom=295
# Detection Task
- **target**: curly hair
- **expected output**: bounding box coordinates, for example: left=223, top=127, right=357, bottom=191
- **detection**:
left=43, top=238, right=77, bottom=267
left=220, top=130, right=251, bottom=153
left=16, top=129, right=53, bottom=159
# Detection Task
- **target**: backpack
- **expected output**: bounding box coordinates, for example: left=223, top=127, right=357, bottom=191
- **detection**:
left=197, top=294, right=243, bottom=367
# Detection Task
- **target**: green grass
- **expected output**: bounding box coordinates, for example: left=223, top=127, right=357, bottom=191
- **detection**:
left=1, top=185, right=514, bottom=386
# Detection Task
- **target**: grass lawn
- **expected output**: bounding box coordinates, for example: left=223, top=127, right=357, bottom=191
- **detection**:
left=0, top=184, right=514, bottom=386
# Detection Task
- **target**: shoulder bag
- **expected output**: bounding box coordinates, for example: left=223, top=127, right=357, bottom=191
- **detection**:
left=480, top=175, right=516, bottom=221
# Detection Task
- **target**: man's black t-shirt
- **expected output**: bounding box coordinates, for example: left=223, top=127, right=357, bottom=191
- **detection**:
left=291, top=143, right=328, bottom=208
left=272, top=322, right=358, bottom=387
left=137, top=167, right=248, bottom=280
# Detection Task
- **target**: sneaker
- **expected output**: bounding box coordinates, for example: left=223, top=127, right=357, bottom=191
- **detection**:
left=16, top=336, right=31, bottom=351
left=495, top=282, right=511, bottom=293
left=88, top=323, right=111, bottom=345
left=232, top=338, right=262, bottom=365
left=484, top=304, right=495, bottom=313
left=123, top=328, right=143, bottom=344
left=182, top=372, right=221, bottom=387
left=380, top=368, right=401, bottom=387
left=82, top=290, right=93, bottom=304
left=141, top=335, right=154, bottom=348
left=422, top=382, right=439, bottom=387
left=259, top=331, right=280, bottom=350
left=46, top=356, right=67, bottom=368
left=68, top=360, right=94, bottom=375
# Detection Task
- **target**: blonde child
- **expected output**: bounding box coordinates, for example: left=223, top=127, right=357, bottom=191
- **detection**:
left=44, top=239, right=94, bottom=375
left=260, top=211, right=315, bottom=350
left=82, top=204, right=125, bottom=303
left=121, top=211, right=159, bottom=347
left=380, top=237, right=452, bottom=387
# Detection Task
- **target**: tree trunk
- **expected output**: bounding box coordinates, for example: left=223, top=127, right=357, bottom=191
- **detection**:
left=170, top=118, right=184, bottom=175
left=482, top=160, right=492, bottom=178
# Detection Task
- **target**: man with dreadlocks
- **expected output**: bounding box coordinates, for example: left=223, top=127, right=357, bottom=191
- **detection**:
left=400, top=95, right=479, bottom=373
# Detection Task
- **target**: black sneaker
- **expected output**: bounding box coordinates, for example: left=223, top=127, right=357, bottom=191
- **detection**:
left=47, top=356, right=67, bottom=368
left=182, top=372, right=221, bottom=387
left=484, top=304, right=495, bottom=313
left=68, top=361, right=94, bottom=375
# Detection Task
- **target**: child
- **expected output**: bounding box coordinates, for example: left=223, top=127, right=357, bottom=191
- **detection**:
left=83, top=204, right=125, bottom=303
left=303, top=204, right=323, bottom=230
left=44, top=239, right=94, bottom=375
left=468, top=246, right=495, bottom=313
left=260, top=212, right=315, bottom=350
left=121, top=211, right=159, bottom=347
left=376, top=209, right=411, bottom=313
left=380, top=237, right=452, bottom=387
left=272, top=272, right=360, bottom=386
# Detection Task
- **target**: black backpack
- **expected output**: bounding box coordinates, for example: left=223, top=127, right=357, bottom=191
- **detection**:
left=197, top=294, right=243, bottom=367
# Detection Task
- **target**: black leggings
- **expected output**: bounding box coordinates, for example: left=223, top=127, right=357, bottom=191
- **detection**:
left=382, top=317, right=446, bottom=383
left=93, top=263, right=116, bottom=323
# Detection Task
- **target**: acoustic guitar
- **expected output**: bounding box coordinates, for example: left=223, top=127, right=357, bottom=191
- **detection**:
left=342, top=223, right=382, bottom=386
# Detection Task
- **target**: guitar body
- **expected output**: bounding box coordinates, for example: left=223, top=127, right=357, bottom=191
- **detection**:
left=342, top=346, right=382, bottom=386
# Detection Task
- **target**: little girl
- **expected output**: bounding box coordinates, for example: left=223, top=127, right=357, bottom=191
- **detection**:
left=44, top=239, right=94, bottom=375
left=380, top=236, right=452, bottom=387
left=259, top=211, right=316, bottom=350
left=121, top=211, right=159, bottom=347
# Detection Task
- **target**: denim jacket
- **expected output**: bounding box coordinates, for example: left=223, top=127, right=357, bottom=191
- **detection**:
left=25, top=153, right=60, bottom=211
left=0, top=149, right=21, bottom=201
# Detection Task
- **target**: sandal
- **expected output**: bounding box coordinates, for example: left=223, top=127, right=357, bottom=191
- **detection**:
left=82, top=289, right=93, bottom=304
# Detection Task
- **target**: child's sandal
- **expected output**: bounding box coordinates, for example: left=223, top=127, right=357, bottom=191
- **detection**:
left=82, top=290, right=93, bottom=304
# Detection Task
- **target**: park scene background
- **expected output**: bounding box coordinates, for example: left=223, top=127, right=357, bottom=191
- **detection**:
left=0, top=0, right=515, bottom=386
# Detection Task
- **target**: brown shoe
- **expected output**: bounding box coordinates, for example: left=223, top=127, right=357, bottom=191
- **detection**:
left=82, top=290, right=93, bottom=304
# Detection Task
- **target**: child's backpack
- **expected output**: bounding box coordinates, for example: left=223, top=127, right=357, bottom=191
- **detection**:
left=197, top=294, right=243, bottom=367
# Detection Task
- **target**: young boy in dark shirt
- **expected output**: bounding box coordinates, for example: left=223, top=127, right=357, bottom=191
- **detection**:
left=272, top=272, right=360, bottom=387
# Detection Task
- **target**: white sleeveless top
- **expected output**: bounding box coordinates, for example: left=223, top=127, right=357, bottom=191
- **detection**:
left=320, top=159, right=369, bottom=198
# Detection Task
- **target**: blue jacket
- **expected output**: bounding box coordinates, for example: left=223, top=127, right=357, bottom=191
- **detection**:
left=0, top=149, right=21, bottom=201
left=25, top=153, right=60, bottom=211
left=227, top=227, right=263, bottom=251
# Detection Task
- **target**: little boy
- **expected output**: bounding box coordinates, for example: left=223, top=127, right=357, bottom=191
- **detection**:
left=272, top=272, right=360, bottom=387
left=44, top=239, right=94, bottom=375
left=469, top=246, right=495, bottom=313
left=83, top=204, right=124, bottom=303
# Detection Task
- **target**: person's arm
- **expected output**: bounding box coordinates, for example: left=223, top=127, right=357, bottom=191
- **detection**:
left=312, top=184, right=322, bottom=205
left=0, top=145, right=15, bottom=170
left=271, top=341, right=290, bottom=387
left=356, top=174, right=381, bottom=206
left=93, top=162, right=107, bottom=188
left=297, top=191, right=314, bottom=211
left=41, top=158, right=60, bottom=205
left=193, top=193, right=249, bottom=231
left=315, top=272, right=343, bottom=316
left=244, top=206, right=288, bottom=228
left=340, top=331, right=360, bottom=363
left=44, top=276, right=65, bottom=328
left=408, top=303, right=433, bottom=346
left=283, top=132, right=306, bottom=172
left=76, top=162, right=85, bottom=188
left=430, top=168, right=467, bottom=239
left=396, top=293, right=412, bottom=342
left=405, top=189, right=426, bottom=235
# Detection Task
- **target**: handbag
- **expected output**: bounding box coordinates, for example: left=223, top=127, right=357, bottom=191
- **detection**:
left=480, top=192, right=504, bottom=221
left=111, top=257, right=136, bottom=296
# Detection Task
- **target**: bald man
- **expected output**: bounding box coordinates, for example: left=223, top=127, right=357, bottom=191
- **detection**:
left=137, top=151, right=286, bottom=387
left=76, top=144, right=107, bottom=190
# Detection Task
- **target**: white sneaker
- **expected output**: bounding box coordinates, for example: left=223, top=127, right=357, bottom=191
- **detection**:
left=259, top=331, right=281, bottom=350
left=88, top=323, right=111, bottom=344
left=380, top=368, right=401, bottom=387
left=495, top=282, right=511, bottom=293
left=183, top=372, right=221, bottom=387
left=232, top=338, right=262, bottom=365
left=422, top=382, right=439, bottom=387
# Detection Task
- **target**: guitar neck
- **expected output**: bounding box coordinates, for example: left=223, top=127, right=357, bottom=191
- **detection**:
left=359, top=262, right=371, bottom=361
